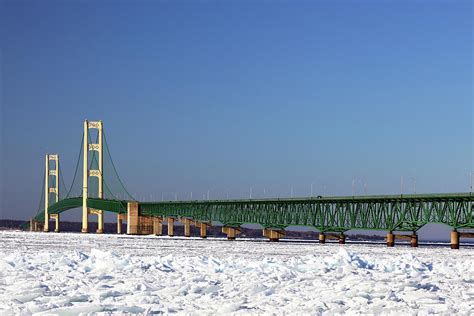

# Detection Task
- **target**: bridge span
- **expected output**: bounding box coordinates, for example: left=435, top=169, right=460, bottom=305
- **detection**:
left=30, top=120, right=474, bottom=249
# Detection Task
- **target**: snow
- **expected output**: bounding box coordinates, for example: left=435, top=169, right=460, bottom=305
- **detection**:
left=0, top=231, right=473, bottom=315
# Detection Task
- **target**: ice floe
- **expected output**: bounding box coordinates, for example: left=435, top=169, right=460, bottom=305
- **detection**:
left=0, top=231, right=472, bottom=315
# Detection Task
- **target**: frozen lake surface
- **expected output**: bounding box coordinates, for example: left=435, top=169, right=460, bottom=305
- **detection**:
left=0, top=231, right=473, bottom=315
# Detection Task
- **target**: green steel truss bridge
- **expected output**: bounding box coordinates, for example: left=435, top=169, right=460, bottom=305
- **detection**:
left=31, top=120, right=474, bottom=247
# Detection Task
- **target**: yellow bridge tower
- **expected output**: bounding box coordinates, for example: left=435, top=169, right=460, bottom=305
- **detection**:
left=82, top=120, right=104, bottom=233
left=44, top=154, right=59, bottom=232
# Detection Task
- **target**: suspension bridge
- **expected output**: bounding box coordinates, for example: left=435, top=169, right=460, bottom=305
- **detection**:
left=29, top=120, right=474, bottom=249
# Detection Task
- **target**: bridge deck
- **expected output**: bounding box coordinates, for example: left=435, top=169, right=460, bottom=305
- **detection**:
left=35, top=193, right=474, bottom=232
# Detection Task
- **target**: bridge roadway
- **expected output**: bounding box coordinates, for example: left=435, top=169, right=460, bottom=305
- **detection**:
left=32, top=192, right=474, bottom=248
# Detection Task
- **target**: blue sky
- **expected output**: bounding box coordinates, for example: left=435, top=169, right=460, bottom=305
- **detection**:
left=0, top=0, right=472, bottom=222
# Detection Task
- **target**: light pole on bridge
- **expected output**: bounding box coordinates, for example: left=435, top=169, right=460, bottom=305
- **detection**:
left=352, top=178, right=367, bottom=196
left=400, top=176, right=404, bottom=195
left=409, top=177, right=416, bottom=194
left=311, top=181, right=325, bottom=197
left=470, top=172, right=474, bottom=193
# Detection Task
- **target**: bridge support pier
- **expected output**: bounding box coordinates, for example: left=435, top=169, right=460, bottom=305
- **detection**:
left=43, top=220, right=50, bottom=232
left=196, top=222, right=208, bottom=238
left=97, top=211, right=104, bottom=234
left=139, top=216, right=153, bottom=235
left=30, top=219, right=42, bottom=232
left=386, top=232, right=418, bottom=247
left=81, top=216, right=88, bottom=233
left=117, top=217, right=122, bottom=234
left=410, top=233, right=418, bottom=247
left=322, top=233, right=345, bottom=244
left=222, top=227, right=240, bottom=240
left=31, top=220, right=42, bottom=232
left=263, top=229, right=285, bottom=242
left=117, top=213, right=126, bottom=234
left=387, top=232, right=395, bottom=247
left=51, top=214, right=60, bottom=233
left=127, top=202, right=139, bottom=235
left=183, top=218, right=192, bottom=237
left=153, top=217, right=163, bottom=236
left=338, top=234, right=346, bottom=244
left=319, top=233, right=326, bottom=244
left=167, top=218, right=174, bottom=237
left=89, top=209, right=104, bottom=234
left=451, top=230, right=460, bottom=249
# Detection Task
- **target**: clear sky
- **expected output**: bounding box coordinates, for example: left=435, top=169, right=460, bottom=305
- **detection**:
left=1, top=0, right=472, bottom=223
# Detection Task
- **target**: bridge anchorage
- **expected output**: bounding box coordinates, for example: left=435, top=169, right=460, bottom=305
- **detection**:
left=30, top=120, right=474, bottom=249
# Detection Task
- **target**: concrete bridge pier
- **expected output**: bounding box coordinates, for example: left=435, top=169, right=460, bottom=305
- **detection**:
left=338, top=234, right=346, bottom=244
left=451, top=230, right=460, bottom=249
left=97, top=211, right=104, bottom=234
left=117, top=213, right=126, bottom=234
left=322, top=233, right=345, bottom=244
left=222, top=226, right=240, bottom=240
left=386, top=232, right=418, bottom=247
left=319, top=233, right=326, bottom=244
left=410, top=233, right=418, bottom=247
left=87, top=209, right=104, bottom=234
left=200, top=223, right=207, bottom=238
left=263, top=229, right=285, bottom=242
left=30, top=219, right=42, bottom=232
left=43, top=217, right=60, bottom=233
left=117, top=216, right=122, bottom=234
left=51, top=214, right=60, bottom=233
left=386, top=232, right=395, bottom=247
left=139, top=216, right=153, bottom=235
left=196, top=222, right=208, bottom=238
left=182, top=218, right=192, bottom=237
left=450, top=230, right=474, bottom=249
left=125, top=202, right=156, bottom=235
left=153, top=217, right=163, bottom=236
left=127, top=202, right=139, bottom=234
left=81, top=216, right=89, bottom=233
left=167, top=218, right=174, bottom=237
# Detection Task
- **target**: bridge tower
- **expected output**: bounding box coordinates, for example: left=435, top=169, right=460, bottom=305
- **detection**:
left=82, top=120, right=104, bottom=233
left=44, top=154, right=59, bottom=232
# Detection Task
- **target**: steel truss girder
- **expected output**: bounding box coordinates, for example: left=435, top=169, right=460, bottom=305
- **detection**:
left=35, top=194, right=474, bottom=232
left=138, top=194, right=474, bottom=231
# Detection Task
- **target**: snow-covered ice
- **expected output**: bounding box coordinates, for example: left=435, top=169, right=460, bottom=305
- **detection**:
left=0, top=231, right=473, bottom=315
